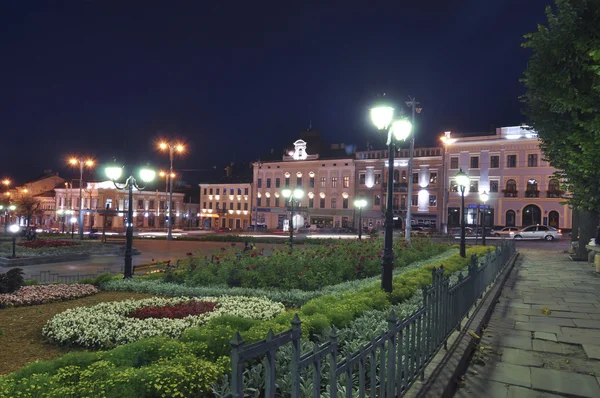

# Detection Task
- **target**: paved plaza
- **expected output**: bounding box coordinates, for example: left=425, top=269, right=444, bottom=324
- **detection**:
left=456, top=246, right=600, bottom=397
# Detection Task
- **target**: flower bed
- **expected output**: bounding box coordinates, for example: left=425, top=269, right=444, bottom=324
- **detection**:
left=0, top=284, right=99, bottom=308
left=128, top=300, right=217, bottom=320
left=18, top=240, right=80, bottom=249
left=42, top=295, right=285, bottom=349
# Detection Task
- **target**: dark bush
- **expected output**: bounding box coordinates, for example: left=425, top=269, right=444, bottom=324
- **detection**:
left=0, top=268, right=24, bottom=293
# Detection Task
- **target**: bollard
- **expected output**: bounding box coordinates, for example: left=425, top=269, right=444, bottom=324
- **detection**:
left=595, top=254, right=600, bottom=273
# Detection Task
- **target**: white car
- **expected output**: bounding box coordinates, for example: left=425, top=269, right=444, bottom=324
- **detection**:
left=510, top=225, right=562, bottom=241
left=493, top=227, right=520, bottom=237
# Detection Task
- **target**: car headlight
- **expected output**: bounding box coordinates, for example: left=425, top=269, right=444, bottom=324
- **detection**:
left=509, top=232, right=515, bottom=236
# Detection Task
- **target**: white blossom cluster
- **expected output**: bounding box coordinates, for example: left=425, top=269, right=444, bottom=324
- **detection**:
left=42, top=295, right=285, bottom=349
left=0, top=284, right=99, bottom=308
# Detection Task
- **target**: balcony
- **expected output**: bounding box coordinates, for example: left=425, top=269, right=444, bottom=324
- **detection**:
left=382, top=182, right=408, bottom=192
left=546, top=190, right=563, bottom=198
left=525, top=190, right=540, bottom=198
left=502, top=190, right=518, bottom=198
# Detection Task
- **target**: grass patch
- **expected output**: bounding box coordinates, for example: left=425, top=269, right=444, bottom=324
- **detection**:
left=0, top=291, right=157, bottom=374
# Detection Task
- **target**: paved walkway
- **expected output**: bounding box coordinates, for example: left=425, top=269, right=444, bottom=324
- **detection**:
left=456, top=247, right=600, bottom=398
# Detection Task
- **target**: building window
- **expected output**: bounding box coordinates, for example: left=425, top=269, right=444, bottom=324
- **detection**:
left=209, top=188, right=213, bottom=195
left=343, top=198, right=348, bottom=209
left=137, top=199, right=143, bottom=209
left=203, top=188, right=207, bottom=195
left=429, top=195, right=437, bottom=207
left=429, top=173, right=437, bottom=184
left=149, top=200, right=155, bottom=209
left=393, top=195, right=399, bottom=210
left=374, top=195, right=381, bottom=206
left=375, top=173, right=381, bottom=184
left=359, top=174, right=365, bottom=185
left=230, top=188, right=234, bottom=195
left=331, top=198, right=337, bottom=208
left=216, top=188, right=220, bottom=195
left=470, top=180, right=479, bottom=193
left=450, top=180, right=458, bottom=192
left=343, top=176, right=349, bottom=188
left=490, top=180, right=499, bottom=193
left=490, top=156, right=499, bottom=168
left=237, top=203, right=241, bottom=210
left=309, top=177, right=315, bottom=188
left=412, top=173, right=418, bottom=184
left=285, top=177, right=290, bottom=187
left=275, top=178, right=280, bottom=188
left=257, top=179, right=262, bottom=188
left=257, top=198, right=261, bottom=206
left=450, top=157, right=459, bottom=169
left=159, top=200, right=164, bottom=210
left=401, top=170, right=406, bottom=181
left=470, top=156, right=479, bottom=169
left=297, top=177, right=302, bottom=186
left=266, top=197, right=270, bottom=207
left=222, top=202, right=226, bottom=210
left=527, top=154, right=538, bottom=167
left=507, top=155, right=517, bottom=168
left=216, top=203, right=220, bottom=210
left=229, top=202, right=234, bottom=210
left=266, top=178, right=271, bottom=188
left=411, top=195, right=418, bottom=206
left=274, top=197, right=279, bottom=207
left=309, top=198, right=314, bottom=208
left=331, top=177, right=338, bottom=188
left=244, top=188, right=249, bottom=195
left=320, top=177, right=326, bottom=188
left=244, top=203, right=248, bottom=210
left=319, top=198, right=325, bottom=208
left=208, top=202, right=213, bottom=209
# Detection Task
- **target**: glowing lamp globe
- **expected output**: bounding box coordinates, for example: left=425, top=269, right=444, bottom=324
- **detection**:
left=480, top=191, right=489, bottom=203
left=9, top=205, right=16, bottom=211
left=293, top=188, right=304, bottom=199
left=70, top=217, right=77, bottom=224
left=139, top=169, right=156, bottom=183
left=370, top=106, right=395, bottom=131
left=391, top=119, right=413, bottom=141
left=281, top=188, right=292, bottom=198
left=9, top=224, right=19, bottom=233
left=354, top=198, right=367, bottom=209
left=455, top=169, right=469, bottom=190
left=105, top=166, right=123, bottom=181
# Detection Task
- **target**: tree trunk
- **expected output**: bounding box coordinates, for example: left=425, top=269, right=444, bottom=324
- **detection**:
left=576, top=210, right=598, bottom=259
left=570, top=208, right=580, bottom=253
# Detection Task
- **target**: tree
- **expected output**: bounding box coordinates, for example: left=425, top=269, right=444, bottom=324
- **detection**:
left=521, top=0, right=600, bottom=257
left=15, top=196, right=43, bottom=233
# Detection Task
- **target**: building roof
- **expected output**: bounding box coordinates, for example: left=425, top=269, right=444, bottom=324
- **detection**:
left=33, top=190, right=56, bottom=198
left=25, top=170, right=62, bottom=184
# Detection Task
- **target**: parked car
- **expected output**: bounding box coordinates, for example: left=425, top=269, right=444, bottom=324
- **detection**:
left=215, top=227, right=231, bottom=232
left=510, top=225, right=562, bottom=241
left=449, top=227, right=474, bottom=236
left=247, top=225, right=267, bottom=231
left=493, top=227, right=520, bottom=237
left=411, top=226, right=432, bottom=236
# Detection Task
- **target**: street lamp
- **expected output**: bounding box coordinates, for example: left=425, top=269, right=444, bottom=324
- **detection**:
left=9, top=224, right=19, bottom=258
left=158, top=141, right=185, bottom=241
left=69, top=157, right=94, bottom=240
left=354, top=198, right=367, bottom=240
left=70, top=216, right=77, bottom=239
left=281, top=187, right=303, bottom=248
left=1, top=204, right=16, bottom=235
left=106, top=165, right=156, bottom=278
left=480, top=191, right=489, bottom=246
left=456, top=168, right=469, bottom=258
left=159, top=170, right=176, bottom=229
left=371, top=96, right=413, bottom=292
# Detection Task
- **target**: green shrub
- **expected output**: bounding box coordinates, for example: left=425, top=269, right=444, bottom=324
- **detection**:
left=94, top=273, right=117, bottom=287
left=0, top=268, right=24, bottom=293
left=23, top=279, right=40, bottom=286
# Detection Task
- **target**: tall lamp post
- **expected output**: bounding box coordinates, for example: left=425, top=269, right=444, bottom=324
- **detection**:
left=70, top=216, right=77, bottom=239
left=456, top=169, right=469, bottom=258
left=69, top=158, right=94, bottom=240
left=354, top=198, right=367, bottom=240
left=480, top=191, right=489, bottom=246
left=9, top=224, right=19, bottom=258
left=404, top=96, right=421, bottom=242
left=106, top=165, right=156, bottom=278
left=371, top=97, right=413, bottom=292
left=158, top=141, right=185, bottom=241
left=1, top=204, right=16, bottom=235
left=159, top=170, right=175, bottom=231
left=281, top=187, right=303, bottom=249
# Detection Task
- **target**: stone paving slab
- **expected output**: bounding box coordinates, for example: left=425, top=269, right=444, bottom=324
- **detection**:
left=582, top=344, right=600, bottom=360
left=574, top=319, right=600, bottom=329
left=533, top=331, right=557, bottom=341
left=474, top=362, right=531, bottom=388
left=514, top=321, right=561, bottom=334
left=531, top=367, right=600, bottom=397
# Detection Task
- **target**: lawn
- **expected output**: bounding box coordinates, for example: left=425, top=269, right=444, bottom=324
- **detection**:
left=0, top=291, right=157, bottom=374
left=0, top=239, right=120, bottom=257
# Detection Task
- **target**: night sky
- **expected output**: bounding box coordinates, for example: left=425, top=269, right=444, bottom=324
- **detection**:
left=1, top=0, right=552, bottom=185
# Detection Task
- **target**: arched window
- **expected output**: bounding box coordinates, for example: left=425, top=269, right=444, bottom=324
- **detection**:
left=506, top=179, right=517, bottom=192
left=549, top=179, right=560, bottom=191
left=506, top=210, right=516, bottom=227
left=394, top=170, right=400, bottom=183
left=526, top=179, right=539, bottom=197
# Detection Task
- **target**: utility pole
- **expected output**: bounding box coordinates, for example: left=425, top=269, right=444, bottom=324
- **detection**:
left=405, top=96, right=422, bottom=242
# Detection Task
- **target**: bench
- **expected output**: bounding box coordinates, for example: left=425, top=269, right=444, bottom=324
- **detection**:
left=585, top=244, right=600, bottom=263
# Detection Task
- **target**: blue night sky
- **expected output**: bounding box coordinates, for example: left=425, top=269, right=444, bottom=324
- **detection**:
left=1, top=0, right=552, bottom=184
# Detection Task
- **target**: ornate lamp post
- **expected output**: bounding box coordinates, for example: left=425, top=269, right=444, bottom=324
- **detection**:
left=354, top=198, right=367, bottom=240
left=158, top=141, right=185, bottom=241
left=9, top=224, right=19, bottom=258
left=480, top=191, right=489, bottom=246
left=106, top=165, right=156, bottom=278
left=69, top=158, right=94, bottom=240
left=456, top=168, right=469, bottom=257
left=371, top=96, right=413, bottom=292
left=1, top=204, right=16, bottom=235
left=281, top=187, right=303, bottom=249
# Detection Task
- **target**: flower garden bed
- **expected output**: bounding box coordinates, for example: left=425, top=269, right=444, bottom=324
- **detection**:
left=18, top=239, right=80, bottom=249
left=0, top=240, right=120, bottom=258
left=0, top=284, right=99, bottom=308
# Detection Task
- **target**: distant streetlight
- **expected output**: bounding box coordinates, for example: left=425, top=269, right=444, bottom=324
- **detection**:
left=1, top=204, right=16, bottom=235
left=158, top=141, right=185, bottom=241
left=456, top=168, right=469, bottom=258
left=281, top=187, right=303, bottom=249
left=9, top=224, right=19, bottom=258
left=159, top=170, right=176, bottom=227
left=480, top=191, right=489, bottom=246
left=370, top=95, right=413, bottom=292
left=354, top=198, right=367, bottom=240
left=106, top=165, right=156, bottom=278
left=70, top=216, right=77, bottom=239
left=69, top=157, right=94, bottom=240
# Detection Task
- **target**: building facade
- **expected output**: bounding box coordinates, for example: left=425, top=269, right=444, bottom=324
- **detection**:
left=199, top=182, right=252, bottom=230
left=354, top=146, right=444, bottom=230
left=54, top=181, right=185, bottom=232
left=8, top=171, right=65, bottom=228
left=252, top=139, right=356, bottom=230
left=443, top=126, right=571, bottom=230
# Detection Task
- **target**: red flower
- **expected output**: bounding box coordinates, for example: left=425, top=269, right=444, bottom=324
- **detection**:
left=186, top=252, right=193, bottom=256
left=128, top=300, right=217, bottom=319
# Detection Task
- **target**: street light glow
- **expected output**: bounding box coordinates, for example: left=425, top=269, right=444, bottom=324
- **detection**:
left=176, top=144, right=184, bottom=152
left=9, top=224, right=19, bottom=233
left=85, top=159, right=94, bottom=167
left=480, top=191, right=489, bottom=203
left=159, top=142, right=168, bottom=150
left=456, top=169, right=469, bottom=190
left=105, top=166, right=123, bottom=181
left=139, top=168, right=156, bottom=183
left=354, top=198, right=367, bottom=208
left=281, top=188, right=291, bottom=198
left=370, top=106, right=395, bottom=130
left=293, top=188, right=304, bottom=199
left=391, top=119, right=413, bottom=141
left=2, top=179, right=10, bottom=186
left=70, top=217, right=77, bottom=224
left=9, top=205, right=16, bottom=211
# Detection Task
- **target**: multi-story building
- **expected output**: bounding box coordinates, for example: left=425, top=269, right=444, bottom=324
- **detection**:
left=199, top=163, right=253, bottom=230
left=354, top=146, right=444, bottom=230
left=442, top=126, right=571, bottom=230
left=252, top=135, right=356, bottom=230
left=9, top=170, right=65, bottom=228
left=54, top=180, right=185, bottom=232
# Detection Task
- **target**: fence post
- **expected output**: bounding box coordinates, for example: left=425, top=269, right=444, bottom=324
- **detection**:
left=422, top=285, right=430, bottom=361
left=230, top=332, right=245, bottom=397
left=386, top=310, right=397, bottom=398
left=329, top=327, right=338, bottom=398
left=456, top=272, right=464, bottom=332
left=264, top=329, right=276, bottom=398
left=466, top=256, right=477, bottom=317
left=290, top=314, right=302, bottom=398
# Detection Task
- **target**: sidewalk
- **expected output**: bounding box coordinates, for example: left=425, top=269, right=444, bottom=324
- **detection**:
left=455, top=247, right=600, bottom=398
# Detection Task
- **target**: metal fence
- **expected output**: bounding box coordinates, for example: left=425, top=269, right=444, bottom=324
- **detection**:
left=225, top=240, right=516, bottom=397
left=24, top=267, right=118, bottom=284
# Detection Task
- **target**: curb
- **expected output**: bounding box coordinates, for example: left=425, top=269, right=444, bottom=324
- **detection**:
left=413, top=250, right=520, bottom=398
